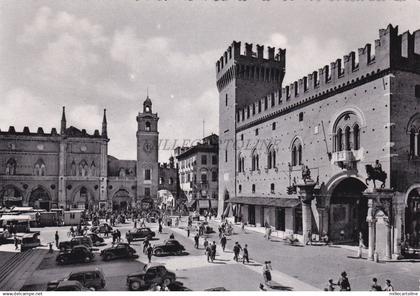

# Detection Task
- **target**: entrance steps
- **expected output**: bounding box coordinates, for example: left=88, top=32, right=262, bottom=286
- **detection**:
left=0, top=249, right=48, bottom=291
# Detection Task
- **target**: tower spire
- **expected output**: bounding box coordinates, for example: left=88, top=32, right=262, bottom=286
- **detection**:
left=60, top=106, right=66, bottom=135
left=102, top=108, right=108, bottom=138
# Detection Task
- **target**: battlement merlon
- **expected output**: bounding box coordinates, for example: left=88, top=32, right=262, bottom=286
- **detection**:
left=235, top=24, right=420, bottom=124
left=215, top=41, right=286, bottom=88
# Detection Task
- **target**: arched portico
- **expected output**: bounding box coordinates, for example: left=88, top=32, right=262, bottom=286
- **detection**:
left=404, top=184, right=420, bottom=248
left=112, top=188, right=133, bottom=211
left=0, top=185, right=23, bottom=208
left=70, top=185, right=96, bottom=210
left=28, top=186, right=52, bottom=211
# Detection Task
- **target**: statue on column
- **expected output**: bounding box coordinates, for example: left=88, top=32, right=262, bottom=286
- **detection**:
left=365, top=160, right=387, bottom=189
left=301, top=165, right=312, bottom=183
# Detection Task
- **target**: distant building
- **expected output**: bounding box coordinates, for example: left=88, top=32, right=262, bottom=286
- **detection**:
left=176, top=134, right=218, bottom=214
left=0, top=96, right=179, bottom=211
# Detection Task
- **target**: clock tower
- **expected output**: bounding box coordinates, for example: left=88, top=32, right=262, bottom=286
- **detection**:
left=136, top=96, right=159, bottom=208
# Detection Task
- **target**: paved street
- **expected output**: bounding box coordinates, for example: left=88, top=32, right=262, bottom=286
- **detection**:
left=0, top=217, right=418, bottom=291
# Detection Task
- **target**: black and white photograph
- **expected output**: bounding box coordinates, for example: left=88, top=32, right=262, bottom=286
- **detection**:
left=0, top=0, right=420, bottom=293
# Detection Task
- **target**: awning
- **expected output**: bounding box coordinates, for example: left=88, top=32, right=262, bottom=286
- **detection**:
left=228, top=196, right=301, bottom=208
left=0, top=215, right=33, bottom=222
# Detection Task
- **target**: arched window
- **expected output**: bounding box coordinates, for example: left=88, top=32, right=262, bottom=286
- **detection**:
left=267, top=146, right=276, bottom=169
left=291, top=138, right=302, bottom=166
left=79, top=160, right=88, bottom=177
left=5, top=158, right=16, bottom=175
left=251, top=150, right=259, bottom=171
left=159, top=177, right=164, bottom=185
left=169, top=177, right=173, bottom=185
left=145, top=121, right=151, bottom=132
left=90, top=161, right=96, bottom=176
left=345, top=126, right=351, bottom=150
left=71, top=160, right=76, bottom=176
left=353, top=124, right=360, bottom=150
left=336, top=128, right=343, bottom=152
left=34, top=159, right=46, bottom=176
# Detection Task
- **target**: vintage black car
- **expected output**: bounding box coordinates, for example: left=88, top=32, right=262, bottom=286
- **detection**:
left=100, top=243, right=138, bottom=261
left=126, top=228, right=155, bottom=241
left=56, top=245, right=95, bottom=265
left=86, top=233, right=105, bottom=246
left=126, top=264, right=176, bottom=291
left=153, top=239, right=185, bottom=256
left=47, top=269, right=105, bottom=291
left=58, top=236, right=93, bottom=250
left=53, top=280, right=89, bottom=291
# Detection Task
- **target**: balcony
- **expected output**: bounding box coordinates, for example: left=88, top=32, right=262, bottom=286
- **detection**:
left=331, top=149, right=363, bottom=165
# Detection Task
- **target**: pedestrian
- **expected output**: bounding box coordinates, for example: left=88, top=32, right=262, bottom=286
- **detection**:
left=233, top=242, right=242, bottom=262
left=104, top=226, right=109, bottom=238
left=358, top=231, right=366, bottom=248
left=205, top=244, right=212, bottom=262
left=241, top=221, right=246, bottom=233
left=117, top=229, right=121, bottom=242
left=55, top=231, right=59, bottom=249
left=337, top=271, right=351, bottom=291
left=220, top=235, right=227, bottom=252
left=69, top=226, right=74, bottom=237
left=169, top=233, right=175, bottom=239
left=262, top=261, right=272, bottom=286
left=14, top=234, right=18, bottom=250
left=306, top=230, right=312, bottom=246
left=112, top=231, right=116, bottom=245
left=384, top=279, right=394, bottom=291
left=158, top=223, right=163, bottom=234
left=147, top=245, right=153, bottom=263
left=127, top=230, right=132, bottom=245
left=327, top=279, right=336, bottom=291
left=187, top=226, right=190, bottom=237
left=203, top=238, right=209, bottom=251
left=242, top=244, right=249, bottom=264
left=194, top=233, right=199, bottom=249
left=134, top=219, right=137, bottom=229
left=143, top=238, right=150, bottom=254
left=370, top=277, right=382, bottom=291
left=210, top=241, right=217, bottom=262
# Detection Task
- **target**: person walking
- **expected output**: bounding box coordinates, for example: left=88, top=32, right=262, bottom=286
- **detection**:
left=194, top=233, right=200, bottom=249
left=134, top=219, right=137, bottom=229
left=233, top=242, right=242, bottom=262
left=384, top=279, right=394, bottom=291
left=143, top=238, right=150, bottom=254
left=370, top=278, right=382, bottom=291
left=326, top=279, right=336, bottom=291
left=205, top=244, right=212, bottom=262
left=242, top=244, right=249, bottom=264
left=241, top=221, right=246, bottom=233
left=169, top=233, right=175, bottom=239
left=55, top=231, right=60, bottom=249
left=187, top=226, right=190, bottom=237
left=337, top=271, right=351, bottom=291
left=14, top=234, right=19, bottom=250
left=117, top=229, right=121, bottom=243
left=220, top=234, right=227, bottom=252
left=210, top=241, right=217, bottom=262
left=158, top=223, right=163, bottom=234
left=262, top=261, right=272, bottom=286
left=203, top=238, right=209, bottom=253
left=127, top=230, right=132, bottom=245
left=147, top=245, right=153, bottom=263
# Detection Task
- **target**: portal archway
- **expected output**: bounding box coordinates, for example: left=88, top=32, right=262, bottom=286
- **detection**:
left=329, top=177, right=368, bottom=243
left=405, top=187, right=420, bottom=248
left=112, top=189, right=132, bottom=211
left=29, top=186, right=51, bottom=211
left=72, top=186, right=95, bottom=210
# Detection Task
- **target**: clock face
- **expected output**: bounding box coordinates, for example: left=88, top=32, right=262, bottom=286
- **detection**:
left=143, top=142, right=153, bottom=153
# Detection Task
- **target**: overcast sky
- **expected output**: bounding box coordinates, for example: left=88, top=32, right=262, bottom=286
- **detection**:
left=1, top=0, right=420, bottom=162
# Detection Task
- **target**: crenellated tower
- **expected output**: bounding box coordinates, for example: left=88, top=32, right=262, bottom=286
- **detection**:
left=216, top=42, right=286, bottom=216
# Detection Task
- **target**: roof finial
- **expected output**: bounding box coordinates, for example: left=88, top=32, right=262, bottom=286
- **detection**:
left=147, top=87, right=149, bottom=98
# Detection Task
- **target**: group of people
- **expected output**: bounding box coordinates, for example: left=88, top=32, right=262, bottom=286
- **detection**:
left=203, top=239, right=217, bottom=262
left=324, top=272, right=394, bottom=291
left=218, top=221, right=233, bottom=238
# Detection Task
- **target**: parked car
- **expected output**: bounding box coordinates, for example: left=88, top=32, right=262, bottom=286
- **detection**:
left=47, top=269, right=105, bottom=291
left=153, top=239, right=185, bottom=256
left=126, top=264, right=176, bottom=291
left=167, top=281, right=191, bottom=291
left=86, top=233, right=105, bottom=246
left=56, top=245, right=95, bottom=265
left=100, top=243, right=138, bottom=261
left=90, top=223, right=113, bottom=234
left=21, top=233, right=41, bottom=251
left=53, top=280, right=89, bottom=291
left=58, top=236, right=93, bottom=250
left=205, top=287, right=230, bottom=291
left=126, top=228, right=155, bottom=241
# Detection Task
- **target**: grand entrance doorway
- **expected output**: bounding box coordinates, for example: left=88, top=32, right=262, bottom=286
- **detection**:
left=405, top=188, right=420, bottom=248
left=0, top=185, right=23, bottom=208
left=29, top=187, right=51, bottom=211
left=248, top=205, right=256, bottom=225
left=329, top=178, right=368, bottom=243
left=113, top=189, right=131, bottom=211
left=72, top=187, right=95, bottom=210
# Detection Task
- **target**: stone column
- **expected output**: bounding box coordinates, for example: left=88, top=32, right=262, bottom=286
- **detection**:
left=385, top=218, right=392, bottom=260
left=58, top=141, right=66, bottom=208
left=318, top=207, right=325, bottom=237
left=415, top=133, right=419, bottom=156
left=296, top=181, right=316, bottom=244
left=367, top=219, right=376, bottom=260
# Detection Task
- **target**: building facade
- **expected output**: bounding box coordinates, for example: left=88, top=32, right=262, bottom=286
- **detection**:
left=176, top=134, right=219, bottom=213
left=0, top=97, right=179, bottom=212
left=217, top=24, right=420, bottom=259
